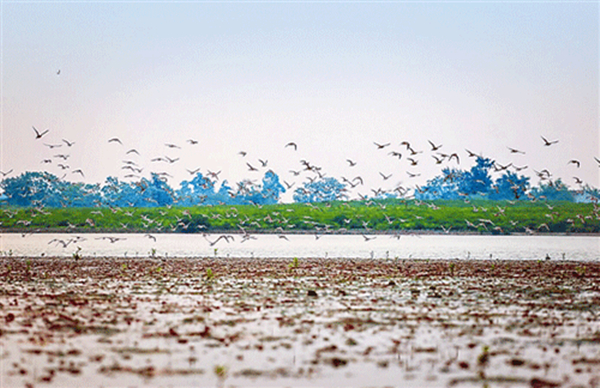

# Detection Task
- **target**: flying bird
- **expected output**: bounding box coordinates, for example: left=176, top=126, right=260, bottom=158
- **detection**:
left=285, top=142, right=298, bottom=151
left=32, top=126, right=49, bottom=139
left=507, top=147, right=525, bottom=154
left=187, top=139, right=198, bottom=145
left=108, top=137, right=122, bottom=144
left=428, top=140, right=442, bottom=151
left=346, top=159, right=357, bottom=167
left=568, top=160, right=581, bottom=168
left=0, top=169, right=13, bottom=177
left=126, top=149, right=140, bottom=155
left=374, top=142, right=390, bottom=149
left=541, top=136, right=558, bottom=146
left=62, top=139, right=75, bottom=147
left=72, top=169, right=85, bottom=177
left=44, top=143, right=62, bottom=149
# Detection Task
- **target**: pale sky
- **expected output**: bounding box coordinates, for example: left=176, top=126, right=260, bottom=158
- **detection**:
left=1, top=1, right=598, bottom=202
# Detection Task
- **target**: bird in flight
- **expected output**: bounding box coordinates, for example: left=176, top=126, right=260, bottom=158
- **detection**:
left=43, top=143, right=62, bottom=149
left=428, top=140, right=442, bottom=151
left=62, top=139, right=75, bottom=147
left=346, top=159, right=357, bottom=167
left=568, top=160, right=581, bottom=168
left=108, top=137, right=122, bottom=144
left=507, top=147, right=525, bottom=154
left=57, top=69, right=61, bottom=76
left=0, top=169, right=13, bottom=177
left=285, top=142, right=298, bottom=151
left=374, top=142, right=390, bottom=149
left=32, top=126, right=49, bottom=139
left=541, top=136, right=558, bottom=146
left=187, top=139, right=198, bottom=145
left=379, top=172, right=392, bottom=180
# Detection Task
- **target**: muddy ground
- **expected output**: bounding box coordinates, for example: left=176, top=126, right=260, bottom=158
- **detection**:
left=1, top=257, right=599, bottom=388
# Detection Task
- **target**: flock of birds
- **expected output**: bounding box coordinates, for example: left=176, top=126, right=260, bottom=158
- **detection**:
left=1, top=68, right=599, bottom=250
left=1, top=120, right=600, bottom=252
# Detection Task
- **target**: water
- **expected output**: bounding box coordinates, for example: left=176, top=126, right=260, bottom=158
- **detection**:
left=1, top=233, right=599, bottom=260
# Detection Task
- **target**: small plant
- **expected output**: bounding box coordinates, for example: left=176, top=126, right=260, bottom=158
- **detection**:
left=205, top=267, right=215, bottom=281
left=72, top=246, right=82, bottom=260
left=448, top=262, right=455, bottom=276
left=213, top=248, right=218, bottom=257
left=477, top=345, right=490, bottom=366
left=214, top=364, right=227, bottom=379
left=149, top=248, right=157, bottom=258
left=288, top=257, right=299, bottom=271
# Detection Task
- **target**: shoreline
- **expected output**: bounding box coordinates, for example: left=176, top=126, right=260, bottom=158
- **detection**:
left=2, top=228, right=600, bottom=237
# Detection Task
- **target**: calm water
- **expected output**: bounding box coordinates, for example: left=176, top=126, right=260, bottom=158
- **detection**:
left=1, top=233, right=599, bottom=260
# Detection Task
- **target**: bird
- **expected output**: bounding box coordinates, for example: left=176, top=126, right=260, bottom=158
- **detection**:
left=108, top=137, right=122, bottom=144
left=374, top=142, right=390, bottom=149
left=448, top=153, right=460, bottom=164
left=72, top=169, right=85, bottom=177
left=285, top=142, right=298, bottom=151
left=247, top=163, right=258, bottom=171
left=0, top=169, right=13, bottom=177
left=379, top=172, right=392, bottom=180
left=258, top=159, right=268, bottom=167
left=187, top=139, right=198, bottom=145
left=144, top=234, right=157, bottom=242
left=595, top=157, right=600, bottom=166
left=186, top=168, right=201, bottom=175
left=126, top=149, right=140, bottom=155
left=239, top=151, right=247, bottom=157
left=62, top=139, right=75, bottom=147
left=428, top=140, right=442, bottom=151
left=541, top=136, right=558, bottom=146
left=507, top=147, right=525, bottom=154
left=206, top=234, right=234, bottom=246
left=568, top=160, right=581, bottom=168
left=465, top=149, right=478, bottom=158
left=32, top=126, right=49, bottom=139
left=43, top=143, right=62, bottom=149
left=56, top=69, right=61, bottom=75
left=388, top=151, right=402, bottom=159
left=346, top=159, right=357, bottom=167
left=165, top=143, right=180, bottom=149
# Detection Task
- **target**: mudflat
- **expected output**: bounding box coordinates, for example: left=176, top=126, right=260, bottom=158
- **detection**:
left=1, top=257, right=599, bottom=387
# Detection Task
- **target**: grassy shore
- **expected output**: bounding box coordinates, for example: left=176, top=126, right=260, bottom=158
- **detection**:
left=1, top=257, right=599, bottom=387
left=1, top=199, right=599, bottom=234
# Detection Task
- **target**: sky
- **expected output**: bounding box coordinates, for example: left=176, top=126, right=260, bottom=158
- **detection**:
left=1, top=1, right=598, bottom=202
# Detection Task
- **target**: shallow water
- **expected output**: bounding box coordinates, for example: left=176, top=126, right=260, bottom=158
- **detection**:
left=1, top=258, right=599, bottom=388
left=1, top=233, right=599, bottom=260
